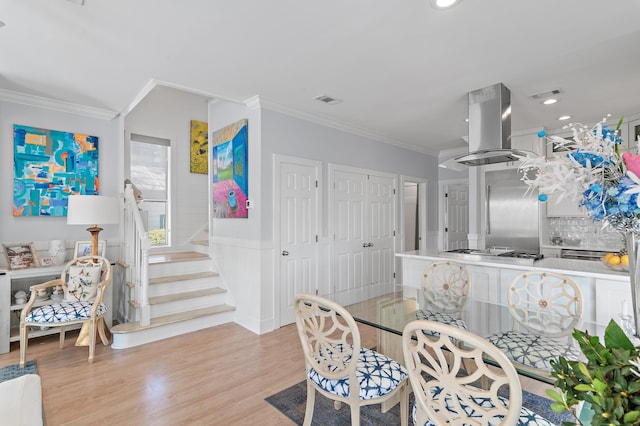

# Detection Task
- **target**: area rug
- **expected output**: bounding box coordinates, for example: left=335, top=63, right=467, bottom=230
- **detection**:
left=266, top=380, right=575, bottom=425
left=0, top=359, right=37, bottom=383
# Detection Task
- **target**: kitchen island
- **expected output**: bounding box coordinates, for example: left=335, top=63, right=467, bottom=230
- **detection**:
left=397, top=249, right=631, bottom=330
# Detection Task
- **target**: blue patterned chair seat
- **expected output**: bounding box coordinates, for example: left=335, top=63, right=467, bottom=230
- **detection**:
left=487, top=331, right=585, bottom=370
left=414, top=386, right=555, bottom=426
left=308, top=346, right=408, bottom=400
left=416, top=309, right=467, bottom=336
left=25, top=301, right=107, bottom=324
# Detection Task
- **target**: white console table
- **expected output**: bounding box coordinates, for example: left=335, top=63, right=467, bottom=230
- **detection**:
left=0, top=264, right=114, bottom=354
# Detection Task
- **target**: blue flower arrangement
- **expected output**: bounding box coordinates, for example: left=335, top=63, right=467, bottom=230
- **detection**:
left=519, top=115, right=640, bottom=234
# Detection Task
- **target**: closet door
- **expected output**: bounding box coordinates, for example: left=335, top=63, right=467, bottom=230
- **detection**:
left=332, top=170, right=367, bottom=295
left=331, top=166, right=396, bottom=302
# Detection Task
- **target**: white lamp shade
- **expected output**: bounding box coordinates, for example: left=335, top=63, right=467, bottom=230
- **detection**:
left=67, top=195, right=120, bottom=225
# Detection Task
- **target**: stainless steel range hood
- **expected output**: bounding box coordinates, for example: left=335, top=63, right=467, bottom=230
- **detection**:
left=455, top=83, right=531, bottom=166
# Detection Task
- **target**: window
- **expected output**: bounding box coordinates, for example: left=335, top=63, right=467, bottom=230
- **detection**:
left=129, top=134, right=170, bottom=246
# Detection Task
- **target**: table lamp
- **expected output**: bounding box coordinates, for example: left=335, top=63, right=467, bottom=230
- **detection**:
left=67, top=195, right=119, bottom=257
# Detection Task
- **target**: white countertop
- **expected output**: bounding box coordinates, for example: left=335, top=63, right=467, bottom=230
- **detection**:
left=397, top=249, right=629, bottom=282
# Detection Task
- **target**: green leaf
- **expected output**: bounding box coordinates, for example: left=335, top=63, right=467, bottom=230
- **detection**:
left=604, top=319, right=635, bottom=351
left=578, top=362, right=592, bottom=380
left=576, top=384, right=594, bottom=392
left=593, top=379, right=608, bottom=394
left=546, top=389, right=565, bottom=403
left=551, top=402, right=567, bottom=413
left=616, top=115, right=625, bottom=131
left=624, top=410, right=640, bottom=423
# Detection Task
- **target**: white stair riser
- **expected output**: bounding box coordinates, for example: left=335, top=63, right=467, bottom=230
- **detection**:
left=111, top=311, right=235, bottom=349
left=148, top=259, right=212, bottom=277
left=150, top=294, right=228, bottom=317
left=149, top=277, right=220, bottom=296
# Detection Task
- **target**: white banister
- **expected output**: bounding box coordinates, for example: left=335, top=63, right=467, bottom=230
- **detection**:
left=121, top=184, right=152, bottom=326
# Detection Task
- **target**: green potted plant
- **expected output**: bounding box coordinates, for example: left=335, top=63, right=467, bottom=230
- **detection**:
left=546, top=319, right=640, bottom=425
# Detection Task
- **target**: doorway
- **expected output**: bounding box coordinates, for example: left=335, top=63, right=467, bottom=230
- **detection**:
left=440, top=180, right=469, bottom=250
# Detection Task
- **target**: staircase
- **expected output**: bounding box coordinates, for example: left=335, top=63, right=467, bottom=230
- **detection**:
left=112, top=187, right=234, bottom=349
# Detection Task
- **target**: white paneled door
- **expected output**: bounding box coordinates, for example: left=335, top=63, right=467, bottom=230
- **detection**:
left=332, top=167, right=396, bottom=303
left=277, top=158, right=320, bottom=326
left=445, top=183, right=469, bottom=250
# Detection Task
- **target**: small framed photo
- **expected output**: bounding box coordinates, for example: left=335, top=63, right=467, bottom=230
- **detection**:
left=40, top=256, right=56, bottom=267
left=3, top=242, right=38, bottom=270
left=74, top=240, right=106, bottom=258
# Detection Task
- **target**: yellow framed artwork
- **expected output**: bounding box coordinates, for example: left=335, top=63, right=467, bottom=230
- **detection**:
left=190, top=120, right=208, bottom=174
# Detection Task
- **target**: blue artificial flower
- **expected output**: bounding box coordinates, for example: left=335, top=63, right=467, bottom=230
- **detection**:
left=537, top=130, right=547, bottom=138
left=538, top=193, right=548, bottom=202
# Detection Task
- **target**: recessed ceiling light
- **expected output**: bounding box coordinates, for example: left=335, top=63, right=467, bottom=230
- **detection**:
left=558, top=115, right=571, bottom=121
left=464, top=118, right=469, bottom=122
left=543, top=98, right=558, bottom=105
left=431, top=0, right=461, bottom=9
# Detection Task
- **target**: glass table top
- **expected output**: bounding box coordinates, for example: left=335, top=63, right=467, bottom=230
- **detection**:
left=323, top=288, right=605, bottom=384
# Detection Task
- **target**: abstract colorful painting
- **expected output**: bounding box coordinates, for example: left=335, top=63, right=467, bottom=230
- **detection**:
left=211, top=119, right=248, bottom=218
left=190, top=120, right=208, bottom=174
left=13, top=124, right=99, bottom=217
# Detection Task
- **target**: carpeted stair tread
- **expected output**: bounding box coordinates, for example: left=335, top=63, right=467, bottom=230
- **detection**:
left=148, top=251, right=209, bottom=264
left=111, top=305, right=235, bottom=333
left=148, top=287, right=225, bottom=305
left=149, top=271, right=219, bottom=285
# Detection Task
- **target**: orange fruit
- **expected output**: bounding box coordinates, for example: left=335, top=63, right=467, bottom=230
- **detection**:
left=604, top=253, right=615, bottom=262
left=608, top=255, right=621, bottom=266
left=621, top=254, right=629, bottom=266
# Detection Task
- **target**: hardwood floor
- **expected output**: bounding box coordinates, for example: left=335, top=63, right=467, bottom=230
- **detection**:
left=0, top=321, right=552, bottom=425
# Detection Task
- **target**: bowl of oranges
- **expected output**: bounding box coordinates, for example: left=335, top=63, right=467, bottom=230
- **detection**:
left=602, top=251, right=629, bottom=272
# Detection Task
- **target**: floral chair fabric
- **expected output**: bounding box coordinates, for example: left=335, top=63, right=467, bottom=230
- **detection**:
left=19, top=255, right=112, bottom=368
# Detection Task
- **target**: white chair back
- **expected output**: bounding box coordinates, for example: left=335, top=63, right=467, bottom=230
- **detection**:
left=403, top=319, right=522, bottom=425
left=421, top=260, right=470, bottom=312
left=508, top=271, right=582, bottom=337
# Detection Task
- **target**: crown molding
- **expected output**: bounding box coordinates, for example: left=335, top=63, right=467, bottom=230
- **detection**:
left=259, top=98, right=438, bottom=156
left=0, top=89, right=118, bottom=120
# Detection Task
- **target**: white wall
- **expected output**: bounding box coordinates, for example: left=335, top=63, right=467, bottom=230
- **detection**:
left=124, top=86, right=209, bottom=246
left=261, top=109, right=440, bottom=241
left=0, top=100, right=119, bottom=264
left=207, top=100, right=440, bottom=334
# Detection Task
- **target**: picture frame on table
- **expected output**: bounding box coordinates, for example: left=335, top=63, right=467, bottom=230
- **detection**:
left=3, top=242, right=38, bottom=270
left=74, top=240, right=106, bottom=258
left=40, top=256, right=56, bottom=267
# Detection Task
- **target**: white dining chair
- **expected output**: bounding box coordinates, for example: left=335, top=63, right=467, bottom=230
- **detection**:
left=402, top=319, right=555, bottom=425
left=486, top=271, right=585, bottom=370
left=416, top=260, right=470, bottom=333
left=294, top=294, right=409, bottom=426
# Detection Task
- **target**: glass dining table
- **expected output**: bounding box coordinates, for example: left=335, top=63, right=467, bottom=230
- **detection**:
left=324, top=287, right=606, bottom=385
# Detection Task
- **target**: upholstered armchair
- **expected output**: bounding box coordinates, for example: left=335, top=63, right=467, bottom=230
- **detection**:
left=19, top=255, right=112, bottom=367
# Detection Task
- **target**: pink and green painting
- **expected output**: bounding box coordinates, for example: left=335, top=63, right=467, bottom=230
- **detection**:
left=13, top=124, right=99, bottom=217
left=211, top=119, right=248, bottom=218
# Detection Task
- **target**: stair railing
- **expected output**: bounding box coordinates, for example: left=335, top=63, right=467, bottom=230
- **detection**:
left=121, top=184, right=152, bottom=326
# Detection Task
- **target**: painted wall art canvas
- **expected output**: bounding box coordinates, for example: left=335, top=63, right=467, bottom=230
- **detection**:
left=190, top=120, right=208, bottom=174
left=211, top=119, right=248, bottom=218
left=13, top=124, right=99, bottom=217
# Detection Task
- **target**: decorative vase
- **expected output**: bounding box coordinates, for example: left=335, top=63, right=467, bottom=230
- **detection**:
left=625, top=232, right=640, bottom=338
left=48, top=240, right=66, bottom=266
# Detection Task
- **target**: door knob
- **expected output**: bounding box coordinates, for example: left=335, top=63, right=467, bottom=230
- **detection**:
left=368, top=243, right=374, bottom=247
left=362, top=243, right=368, bottom=248
left=282, top=250, right=289, bottom=256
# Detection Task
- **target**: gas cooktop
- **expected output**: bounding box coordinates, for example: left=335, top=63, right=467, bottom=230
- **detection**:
left=442, top=248, right=544, bottom=264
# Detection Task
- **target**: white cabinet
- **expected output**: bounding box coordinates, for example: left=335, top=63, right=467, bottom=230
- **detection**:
left=594, top=278, right=632, bottom=325
left=511, top=130, right=545, bottom=157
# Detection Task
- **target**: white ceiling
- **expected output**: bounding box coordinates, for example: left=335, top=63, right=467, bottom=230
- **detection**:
left=2, top=0, right=640, bottom=155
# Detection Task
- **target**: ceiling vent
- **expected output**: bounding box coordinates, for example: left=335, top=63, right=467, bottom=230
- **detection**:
left=529, top=89, right=562, bottom=100
left=314, top=94, right=342, bottom=105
